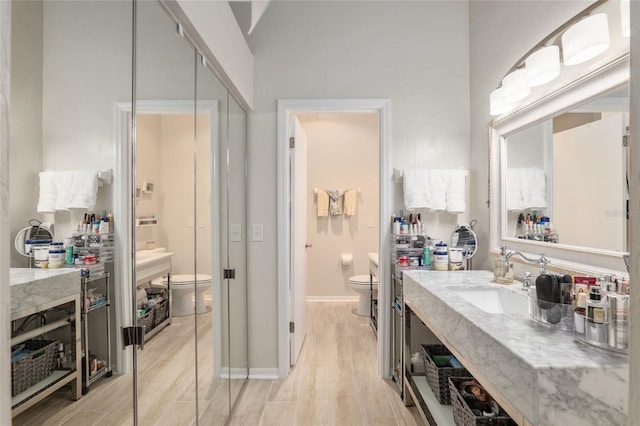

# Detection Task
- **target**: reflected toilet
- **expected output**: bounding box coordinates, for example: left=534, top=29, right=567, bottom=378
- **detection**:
left=152, top=274, right=211, bottom=316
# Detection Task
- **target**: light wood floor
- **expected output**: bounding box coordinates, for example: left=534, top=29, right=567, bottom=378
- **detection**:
left=13, top=302, right=420, bottom=425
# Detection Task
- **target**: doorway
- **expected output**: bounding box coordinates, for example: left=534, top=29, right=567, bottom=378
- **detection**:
left=277, top=99, right=392, bottom=379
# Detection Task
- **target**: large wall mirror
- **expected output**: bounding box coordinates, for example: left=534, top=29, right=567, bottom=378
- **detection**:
left=489, top=0, right=630, bottom=273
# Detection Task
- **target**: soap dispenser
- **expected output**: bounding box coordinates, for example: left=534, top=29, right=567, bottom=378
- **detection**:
left=494, top=246, right=514, bottom=284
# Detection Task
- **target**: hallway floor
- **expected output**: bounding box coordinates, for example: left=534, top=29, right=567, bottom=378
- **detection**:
left=13, top=302, right=420, bottom=425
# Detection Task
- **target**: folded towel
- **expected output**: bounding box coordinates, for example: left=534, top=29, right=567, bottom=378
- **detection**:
left=54, top=171, right=74, bottom=211
left=344, top=189, right=358, bottom=216
left=67, top=170, right=99, bottom=210
left=520, top=167, right=547, bottom=209
left=446, top=169, right=467, bottom=213
left=506, top=168, right=523, bottom=211
left=37, top=171, right=57, bottom=213
left=316, top=190, right=329, bottom=217
left=403, top=169, right=431, bottom=210
left=427, top=170, right=447, bottom=211
left=326, top=189, right=345, bottom=215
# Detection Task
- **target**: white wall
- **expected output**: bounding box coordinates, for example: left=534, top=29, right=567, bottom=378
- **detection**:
left=299, top=112, right=379, bottom=300
left=468, top=0, right=592, bottom=271
left=247, top=1, right=470, bottom=369
left=177, top=0, right=254, bottom=109
left=9, top=1, right=43, bottom=267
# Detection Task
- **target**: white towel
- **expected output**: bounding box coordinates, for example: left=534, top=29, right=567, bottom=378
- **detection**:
left=316, top=190, right=329, bottom=217
left=54, top=171, right=74, bottom=211
left=427, top=170, right=447, bottom=211
left=446, top=169, right=467, bottom=214
left=506, top=168, right=523, bottom=211
left=402, top=169, right=431, bottom=210
left=344, top=189, right=358, bottom=216
left=520, top=167, right=547, bottom=209
left=37, top=171, right=57, bottom=213
left=67, top=170, right=99, bottom=210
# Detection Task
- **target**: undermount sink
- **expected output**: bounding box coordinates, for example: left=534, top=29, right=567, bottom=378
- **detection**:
left=450, top=287, right=529, bottom=315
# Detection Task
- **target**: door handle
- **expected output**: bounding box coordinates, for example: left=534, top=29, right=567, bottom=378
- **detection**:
left=305, top=243, right=312, bottom=249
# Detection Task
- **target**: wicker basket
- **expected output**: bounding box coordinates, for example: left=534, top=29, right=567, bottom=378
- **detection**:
left=137, top=308, right=154, bottom=331
left=138, top=299, right=169, bottom=333
left=153, top=300, right=169, bottom=328
left=422, top=344, right=469, bottom=405
left=448, top=377, right=517, bottom=426
left=12, top=339, right=59, bottom=396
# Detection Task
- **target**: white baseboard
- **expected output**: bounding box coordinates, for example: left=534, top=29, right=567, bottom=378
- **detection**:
left=307, top=296, right=358, bottom=302
left=218, top=367, right=279, bottom=380
left=249, top=368, right=279, bottom=380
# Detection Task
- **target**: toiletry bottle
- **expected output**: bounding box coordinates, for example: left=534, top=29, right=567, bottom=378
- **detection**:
left=423, top=246, right=430, bottom=269
left=586, top=286, right=604, bottom=324
left=433, top=242, right=448, bottom=271
left=493, top=246, right=513, bottom=283
left=574, top=292, right=587, bottom=334
left=615, top=295, right=629, bottom=350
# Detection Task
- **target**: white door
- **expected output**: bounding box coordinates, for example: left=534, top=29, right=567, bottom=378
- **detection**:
left=290, top=115, right=308, bottom=366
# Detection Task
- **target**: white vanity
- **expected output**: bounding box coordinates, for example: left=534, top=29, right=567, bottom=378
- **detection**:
left=135, top=249, right=174, bottom=339
left=403, top=270, right=627, bottom=426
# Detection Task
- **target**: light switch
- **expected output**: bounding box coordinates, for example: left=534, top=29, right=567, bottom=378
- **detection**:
left=230, top=224, right=242, bottom=242
left=368, top=217, right=375, bottom=228
left=251, top=224, right=264, bottom=242
left=187, top=217, right=194, bottom=228
left=198, top=217, right=205, bottom=228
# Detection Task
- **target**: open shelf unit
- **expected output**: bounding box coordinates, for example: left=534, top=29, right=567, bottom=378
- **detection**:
left=11, top=293, right=82, bottom=417
left=81, top=272, right=112, bottom=394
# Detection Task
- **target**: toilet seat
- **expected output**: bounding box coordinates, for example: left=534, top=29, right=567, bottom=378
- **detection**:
left=349, top=274, right=378, bottom=288
left=153, top=273, right=212, bottom=288
left=151, top=274, right=212, bottom=316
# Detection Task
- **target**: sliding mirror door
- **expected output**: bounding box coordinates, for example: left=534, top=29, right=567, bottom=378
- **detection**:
left=132, top=1, right=197, bottom=422
left=223, top=93, right=249, bottom=410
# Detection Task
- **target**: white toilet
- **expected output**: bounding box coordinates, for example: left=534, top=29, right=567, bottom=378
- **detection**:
left=152, top=274, right=211, bottom=316
left=348, top=275, right=378, bottom=316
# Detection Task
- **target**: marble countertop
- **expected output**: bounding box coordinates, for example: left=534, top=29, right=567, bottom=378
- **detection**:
left=10, top=268, right=81, bottom=315
left=403, top=270, right=628, bottom=425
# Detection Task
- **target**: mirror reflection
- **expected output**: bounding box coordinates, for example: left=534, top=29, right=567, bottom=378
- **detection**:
left=505, top=83, right=629, bottom=252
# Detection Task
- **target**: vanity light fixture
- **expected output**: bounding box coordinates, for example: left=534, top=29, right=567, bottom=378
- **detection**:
left=525, top=45, right=560, bottom=87
left=502, top=69, right=531, bottom=103
left=562, top=13, right=610, bottom=66
left=489, top=87, right=515, bottom=116
left=621, top=0, right=630, bottom=37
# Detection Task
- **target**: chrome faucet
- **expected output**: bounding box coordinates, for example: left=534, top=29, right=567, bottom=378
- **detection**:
left=503, top=248, right=549, bottom=275
left=518, top=272, right=533, bottom=291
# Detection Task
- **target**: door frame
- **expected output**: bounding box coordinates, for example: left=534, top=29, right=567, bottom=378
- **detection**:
left=114, top=100, right=221, bottom=376
left=276, top=99, right=392, bottom=379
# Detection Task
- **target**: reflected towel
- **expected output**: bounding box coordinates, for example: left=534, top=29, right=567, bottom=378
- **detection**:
left=521, top=167, right=547, bottom=209
left=316, top=189, right=329, bottom=217
left=446, top=169, right=467, bottom=214
left=506, top=168, right=523, bottom=211
left=37, top=171, right=57, bottom=213
left=344, top=189, right=358, bottom=216
left=403, top=169, right=431, bottom=210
